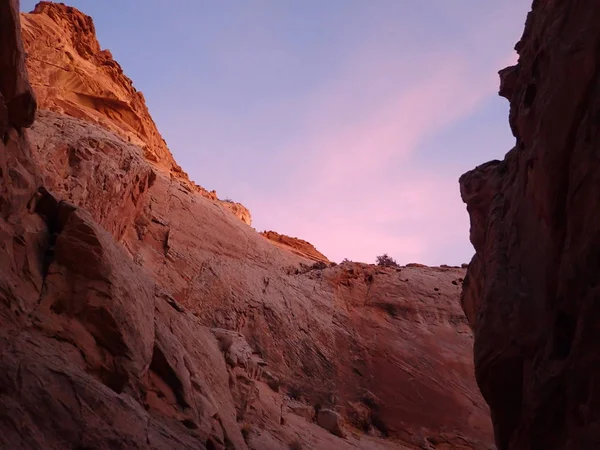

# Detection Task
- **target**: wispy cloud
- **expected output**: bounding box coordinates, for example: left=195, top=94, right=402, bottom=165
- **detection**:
left=300, top=53, right=495, bottom=186
left=246, top=11, right=523, bottom=264
left=112, top=0, right=530, bottom=265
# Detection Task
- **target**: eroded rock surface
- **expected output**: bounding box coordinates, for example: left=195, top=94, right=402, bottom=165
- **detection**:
left=0, top=1, right=495, bottom=449
left=317, top=409, right=347, bottom=438
left=460, top=1, right=600, bottom=449
left=29, top=108, right=493, bottom=448
left=20, top=1, right=252, bottom=226
left=22, top=1, right=174, bottom=168
left=0, top=4, right=246, bottom=449
left=260, top=230, right=330, bottom=263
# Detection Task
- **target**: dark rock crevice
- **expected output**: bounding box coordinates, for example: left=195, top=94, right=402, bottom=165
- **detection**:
left=28, top=187, right=74, bottom=273
left=149, top=343, right=189, bottom=410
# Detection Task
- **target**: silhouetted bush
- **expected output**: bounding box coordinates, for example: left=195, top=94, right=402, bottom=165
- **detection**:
left=375, top=253, right=398, bottom=267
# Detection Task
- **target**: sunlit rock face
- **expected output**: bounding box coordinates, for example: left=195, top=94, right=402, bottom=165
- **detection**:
left=0, top=1, right=494, bottom=449
left=21, top=1, right=252, bottom=225
left=460, top=0, right=600, bottom=448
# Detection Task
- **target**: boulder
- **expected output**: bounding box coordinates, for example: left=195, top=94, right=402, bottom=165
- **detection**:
left=317, top=409, right=346, bottom=438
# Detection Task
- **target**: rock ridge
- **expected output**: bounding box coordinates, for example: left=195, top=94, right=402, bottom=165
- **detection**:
left=260, top=230, right=330, bottom=263
left=21, top=1, right=252, bottom=225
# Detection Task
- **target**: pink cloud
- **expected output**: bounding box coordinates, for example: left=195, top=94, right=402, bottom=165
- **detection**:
left=175, top=2, right=531, bottom=265
left=306, top=54, right=496, bottom=187
left=248, top=44, right=514, bottom=264
left=251, top=171, right=469, bottom=264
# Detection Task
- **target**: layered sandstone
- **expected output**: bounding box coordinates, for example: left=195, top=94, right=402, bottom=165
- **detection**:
left=21, top=1, right=173, bottom=168
left=0, top=5, right=247, bottom=447
left=20, top=1, right=252, bottom=225
left=0, top=1, right=494, bottom=449
left=460, top=1, right=600, bottom=449
left=260, top=230, right=330, bottom=263
left=29, top=108, right=492, bottom=449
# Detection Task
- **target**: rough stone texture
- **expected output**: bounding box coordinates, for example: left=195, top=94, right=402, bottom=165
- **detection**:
left=285, top=398, right=315, bottom=422
left=0, top=1, right=495, bottom=449
left=0, top=2, right=243, bottom=449
left=222, top=200, right=252, bottom=227
left=460, top=1, right=600, bottom=449
left=29, top=110, right=493, bottom=448
left=22, top=1, right=173, bottom=168
left=20, top=2, right=252, bottom=226
left=5, top=201, right=246, bottom=450
left=317, top=409, right=347, bottom=438
left=28, top=111, right=156, bottom=240
left=260, top=230, right=330, bottom=263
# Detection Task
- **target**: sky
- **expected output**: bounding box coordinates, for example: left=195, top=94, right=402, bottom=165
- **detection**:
left=22, top=1, right=531, bottom=265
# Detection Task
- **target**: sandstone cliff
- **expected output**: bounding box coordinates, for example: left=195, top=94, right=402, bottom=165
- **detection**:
left=0, top=1, right=493, bottom=449
left=460, top=1, right=600, bottom=449
left=20, top=1, right=252, bottom=226
left=27, top=106, right=492, bottom=449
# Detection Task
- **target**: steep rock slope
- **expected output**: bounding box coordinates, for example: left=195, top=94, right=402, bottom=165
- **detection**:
left=0, top=2, right=247, bottom=449
left=29, top=108, right=492, bottom=449
left=460, top=0, right=600, bottom=449
left=1, top=1, right=495, bottom=449
left=22, top=1, right=173, bottom=167
left=20, top=1, right=252, bottom=225
left=260, top=230, right=330, bottom=263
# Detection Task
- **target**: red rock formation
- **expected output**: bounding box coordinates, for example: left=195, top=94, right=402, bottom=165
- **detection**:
left=460, top=1, right=600, bottom=449
left=260, top=230, right=330, bottom=263
left=0, top=1, right=494, bottom=449
left=22, top=1, right=173, bottom=167
left=29, top=109, right=493, bottom=448
left=0, top=6, right=246, bottom=448
left=20, top=2, right=252, bottom=226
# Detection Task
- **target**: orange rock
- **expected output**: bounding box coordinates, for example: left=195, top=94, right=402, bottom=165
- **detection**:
left=26, top=108, right=494, bottom=447
left=20, top=2, right=252, bottom=226
left=260, top=230, right=330, bottom=263
left=22, top=2, right=172, bottom=168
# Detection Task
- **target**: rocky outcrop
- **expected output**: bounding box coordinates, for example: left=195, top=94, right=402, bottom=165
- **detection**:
left=20, top=2, right=252, bottom=225
left=0, top=2, right=243, bottom=449
left=222, top=200, right=252, bottom=226
left=460, top=1, right=600, bottom=449
left=28, top=108, right=493, bottom=448
left=0, top=1, right=494, bottom=449
left=317, top=409, right=347, bottom=438
left=260, top=230, right=330, bottom=263
left=21, top=2, right=173, bottom=168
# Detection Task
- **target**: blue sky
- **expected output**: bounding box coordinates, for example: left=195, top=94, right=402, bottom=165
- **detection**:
left=22, top=1, right=531, bottom=265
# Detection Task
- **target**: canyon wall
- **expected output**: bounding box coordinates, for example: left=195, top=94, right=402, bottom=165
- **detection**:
left=0, top=1, right=495, bottom=449
left=460, top=0, right=600, bottom=449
